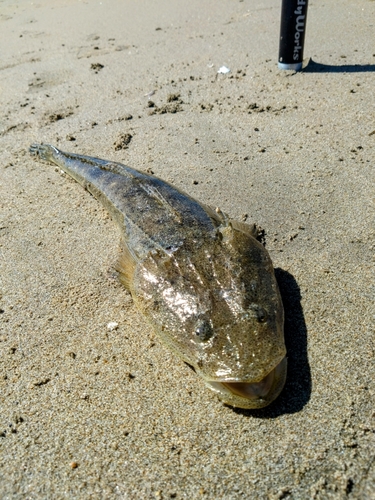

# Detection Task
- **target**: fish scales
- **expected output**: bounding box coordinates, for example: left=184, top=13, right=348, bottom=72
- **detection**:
left=30, top=143, right=287, bottom=409
left=32, top=146, right=215, bottom=259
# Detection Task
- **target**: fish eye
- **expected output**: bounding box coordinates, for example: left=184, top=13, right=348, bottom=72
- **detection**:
left=195, top=319, right=214, bottom=342
left=248, top=304, right=267, bottom=323
left=256, top=308, right=267, bottom=323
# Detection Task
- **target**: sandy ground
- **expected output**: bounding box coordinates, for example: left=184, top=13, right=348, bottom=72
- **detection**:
left=1, top=0, right=374, bottom=498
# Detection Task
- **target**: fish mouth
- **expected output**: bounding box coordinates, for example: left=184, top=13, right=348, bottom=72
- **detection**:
left=204, top=357, right=287, bottom=409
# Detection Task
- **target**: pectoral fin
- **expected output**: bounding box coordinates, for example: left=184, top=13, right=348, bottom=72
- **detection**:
left=116, top=241, right=137, bottom=291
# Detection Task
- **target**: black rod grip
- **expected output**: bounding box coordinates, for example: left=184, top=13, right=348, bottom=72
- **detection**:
left=278, top=0, right=309, bottom=70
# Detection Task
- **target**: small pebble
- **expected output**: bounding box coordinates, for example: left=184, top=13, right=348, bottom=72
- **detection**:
left=107, top=322, right=119, bottom=331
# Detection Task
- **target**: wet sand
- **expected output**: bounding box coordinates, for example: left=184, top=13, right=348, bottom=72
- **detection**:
left=0, top=0, right=374, bottom=498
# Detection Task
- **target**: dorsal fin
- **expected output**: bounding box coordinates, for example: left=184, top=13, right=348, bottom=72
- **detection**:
left=200, top=203, right=229, bottom=227
left=229, top=219, right=259, bottom=239
left=218, top=218, right=266, bottom=247
left=116, top=241, right=137, bottom=291
left=200, top=203, right=264, bottom=244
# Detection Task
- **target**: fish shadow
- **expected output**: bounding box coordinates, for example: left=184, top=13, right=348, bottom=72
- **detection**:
left=231, top=268, right=311, bottom=418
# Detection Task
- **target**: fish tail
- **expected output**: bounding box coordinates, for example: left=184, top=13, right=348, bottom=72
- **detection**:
left=30, top=143, right=96, bottom=189
left=29, top=143, right=135, bottom=232
left=29, top=143, right=134, bottom=180
left=29, top=143, right=123, bottom=189
left=29, top=143, right=60, bottom=163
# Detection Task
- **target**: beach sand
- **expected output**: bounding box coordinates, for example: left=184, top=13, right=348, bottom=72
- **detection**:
left=0, top=0, right=374, bottom=498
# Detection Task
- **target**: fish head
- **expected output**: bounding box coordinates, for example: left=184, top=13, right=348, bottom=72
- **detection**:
left=133, top=224, right=287, bottom=409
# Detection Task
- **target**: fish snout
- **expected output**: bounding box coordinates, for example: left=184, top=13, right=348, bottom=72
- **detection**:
left=204, top=356, right=287, bottom=409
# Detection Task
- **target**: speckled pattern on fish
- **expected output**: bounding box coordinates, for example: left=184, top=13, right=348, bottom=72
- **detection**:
left=30, top=144, right=287, bottom=408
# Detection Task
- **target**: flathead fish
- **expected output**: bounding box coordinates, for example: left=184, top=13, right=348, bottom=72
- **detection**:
left=30, top=144, right=287, bottom=409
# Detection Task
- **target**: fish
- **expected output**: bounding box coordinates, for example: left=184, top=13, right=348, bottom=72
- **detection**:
left=29, top=143, right=287, bottom=409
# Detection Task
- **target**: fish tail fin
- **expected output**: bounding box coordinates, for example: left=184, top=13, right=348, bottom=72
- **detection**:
left=30, top=144, right=60, bottom=163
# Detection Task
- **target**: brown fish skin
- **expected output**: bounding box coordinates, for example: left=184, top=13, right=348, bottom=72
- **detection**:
left=29, top=144, right=287, bottom=409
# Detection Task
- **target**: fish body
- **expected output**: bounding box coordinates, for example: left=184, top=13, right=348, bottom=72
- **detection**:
left=30, top=144, right=287, bottom=409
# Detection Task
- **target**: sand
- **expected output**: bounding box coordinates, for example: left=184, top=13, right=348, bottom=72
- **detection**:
left=0, top=0, right=374, bottom=498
